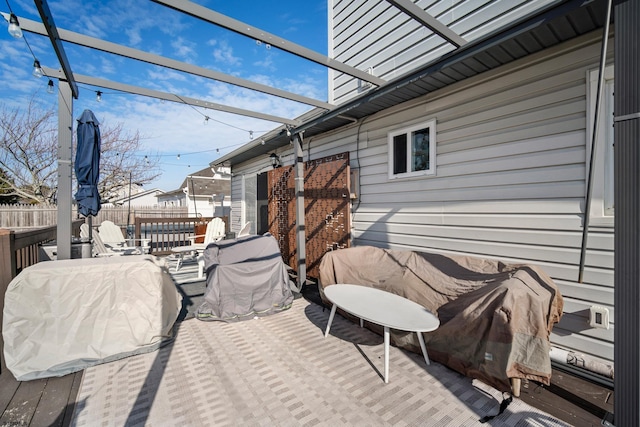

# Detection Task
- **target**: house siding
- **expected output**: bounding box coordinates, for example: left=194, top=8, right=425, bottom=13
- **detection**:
left=329, top=0, right=557, bottom=104
left=233, top=31, right=614, bottom=365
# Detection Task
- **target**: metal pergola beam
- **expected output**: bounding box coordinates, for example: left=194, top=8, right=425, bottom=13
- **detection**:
left=385, top=0, right=467, bottom=47
left=42, top=67, right=300, bottom=126
left=14, top=15, right=333, bottom=111
left=33, top=0, right=78, bottom=99
left=153, top=0, right=387, bottom=87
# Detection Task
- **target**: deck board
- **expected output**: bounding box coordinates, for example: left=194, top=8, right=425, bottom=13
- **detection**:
left=30, top=372, right=81, bottom=427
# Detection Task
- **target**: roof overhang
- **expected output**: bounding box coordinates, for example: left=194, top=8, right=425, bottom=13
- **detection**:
left=215, top=0, right=609, bottom=167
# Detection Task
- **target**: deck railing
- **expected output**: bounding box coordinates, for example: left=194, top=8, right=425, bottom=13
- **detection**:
left=0, top=220, right=83, bottom=374
left=0, top=220, right=84, bottom=287
left=135, top=216, right=229, bottom=255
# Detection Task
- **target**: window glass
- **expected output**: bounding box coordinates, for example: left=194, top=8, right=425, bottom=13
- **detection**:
left=393, top=134, right=407, bottom=174
left=388, top=119, right=436, bottom=179
left=411, top=128, right=430, bottom=172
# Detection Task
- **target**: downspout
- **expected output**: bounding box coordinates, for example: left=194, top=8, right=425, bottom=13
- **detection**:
left=578, top=0, right=613, bottom=283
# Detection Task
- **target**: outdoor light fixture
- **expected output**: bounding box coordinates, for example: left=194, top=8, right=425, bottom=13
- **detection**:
left=47, top=79, right=54, bottom=94
left=204, top=116, right=210, bottom=125
left=32, top=60, right=44, bottom=78
left=249, top=130, right=254, bottom=139
left=8, top=13, right=22, bottom=38
left=96, top=91, right=102, bottom=102
left=270, top=153, right=282, bottom=168
left=177, top=154, right=181, bottom=159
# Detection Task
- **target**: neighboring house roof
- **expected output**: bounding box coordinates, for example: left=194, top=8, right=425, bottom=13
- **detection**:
left=179, top=166, right=231, bottom=198
left=214, top=0, right=607, bottom=167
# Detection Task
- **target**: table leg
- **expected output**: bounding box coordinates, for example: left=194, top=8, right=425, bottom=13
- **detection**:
left=324, top=304, right=337, bottom=337
left=416, top=332, right=430, bottom=366
left=384, top=326, right=390, bottom=383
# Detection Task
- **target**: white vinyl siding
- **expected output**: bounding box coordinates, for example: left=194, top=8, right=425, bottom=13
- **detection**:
left=232, top=31, right=614, bottom=365
left=329, top=0, right=557, bottom=104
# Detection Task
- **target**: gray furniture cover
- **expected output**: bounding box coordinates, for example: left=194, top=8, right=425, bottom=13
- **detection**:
left=3, top=255, right=182, bottom=380
left=196, top=234, right=294, bottom=322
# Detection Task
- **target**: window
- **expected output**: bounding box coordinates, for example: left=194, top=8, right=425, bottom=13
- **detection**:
left=388, top=119, right=436, bottom=179
left=587, top=66, right=614, bottom=220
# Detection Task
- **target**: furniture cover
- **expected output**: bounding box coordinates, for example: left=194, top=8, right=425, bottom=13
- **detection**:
left=196, top=234, right=293, bottom=322
left=318, top=246, right=563, bottom=392
left=3, top=255, right=182, bottom=380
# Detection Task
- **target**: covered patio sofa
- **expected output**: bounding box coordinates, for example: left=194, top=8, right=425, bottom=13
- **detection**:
left=318, top=246, right=563, bottom=395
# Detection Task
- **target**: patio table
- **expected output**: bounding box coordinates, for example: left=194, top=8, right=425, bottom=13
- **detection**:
left=323, top=284, right=439, bottom=383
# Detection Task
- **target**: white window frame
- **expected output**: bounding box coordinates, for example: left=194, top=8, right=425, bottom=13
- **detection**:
left=387, top=119, right=437, bottom=180
left=586, top=65, right=614, bottom=223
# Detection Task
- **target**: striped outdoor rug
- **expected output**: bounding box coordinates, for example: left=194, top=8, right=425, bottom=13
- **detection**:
left=71, top=298, right=569, bottom=426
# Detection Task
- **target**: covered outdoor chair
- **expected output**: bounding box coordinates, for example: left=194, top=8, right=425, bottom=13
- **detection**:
left=98, top=220, right=151, bottom=253
left=196, top=233, right=293, bottom=322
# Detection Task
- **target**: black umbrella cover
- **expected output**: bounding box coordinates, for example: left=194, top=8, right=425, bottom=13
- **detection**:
left=74, top=110, right=101, bottom=217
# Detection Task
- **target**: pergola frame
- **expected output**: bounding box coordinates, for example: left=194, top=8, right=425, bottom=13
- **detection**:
left=3, top=2, right=639, bottom=423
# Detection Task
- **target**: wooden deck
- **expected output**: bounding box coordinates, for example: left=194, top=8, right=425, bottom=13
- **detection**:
left=0, top=264, right=614, bottom=426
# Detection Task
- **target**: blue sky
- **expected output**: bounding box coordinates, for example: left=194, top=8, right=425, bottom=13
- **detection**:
left=0, top=0, right=328, bottom=191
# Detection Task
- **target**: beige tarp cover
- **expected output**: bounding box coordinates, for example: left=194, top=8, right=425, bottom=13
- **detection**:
left=318, top=246, right=563, bottom=392
left=3, top=255, right=182, bottom=381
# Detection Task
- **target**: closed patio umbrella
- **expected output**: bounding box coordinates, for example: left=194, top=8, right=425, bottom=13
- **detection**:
left=74, top=109, right=101, bottom=217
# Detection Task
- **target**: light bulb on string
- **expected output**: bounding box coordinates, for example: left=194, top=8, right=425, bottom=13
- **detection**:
left=204, top=116, right=209, bottom=125
left=8, top=13, right=22, bottom=38
left=32, top=60, right=44, bottom=78
left=47, top=79, right=54, bottom=94
left=96, top=91, right=102, bottom=102
left=177, top=154, right=181, bottom=160
left=249, top=131, right=254, bottom=139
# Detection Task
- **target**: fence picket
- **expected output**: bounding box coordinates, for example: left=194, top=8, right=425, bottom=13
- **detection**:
left=0, top=204, right=187, bottom=229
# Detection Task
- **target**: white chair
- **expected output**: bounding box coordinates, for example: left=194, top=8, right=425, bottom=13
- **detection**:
left=237, top=221, right=252, bottom=237
left=172, top=218, right=226, bottom=276
left=98, top=220, right=151, bottom=253
left=81, top=223, right=140, bottom=256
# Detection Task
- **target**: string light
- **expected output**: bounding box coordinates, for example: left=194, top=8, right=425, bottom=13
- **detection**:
left=96, top=91, right=102, bottom=102
left=177, top=154, right=181, bottom=159
left=47, top=79, right=54, bottom=94
left=204, top=116, right=209, bottom=125
left=8, top=13, right=22, bottom=38
left=32, top=60, right=44, bottom=78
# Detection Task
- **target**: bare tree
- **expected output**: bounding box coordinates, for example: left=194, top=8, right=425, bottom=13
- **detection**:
left=0, top=96, right=161, bottom=204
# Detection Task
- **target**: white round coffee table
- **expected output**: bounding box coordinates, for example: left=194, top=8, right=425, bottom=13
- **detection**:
left=323, top=284, right=440, bottom=383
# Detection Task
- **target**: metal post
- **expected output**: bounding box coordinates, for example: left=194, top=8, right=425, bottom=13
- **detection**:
left=614, top=0, right=640, bottom=424
left=56, top=81, right=73, bottom=260
left=293, top=133, right=306, bottom=291
left=578, top=0, right=612, bottom=283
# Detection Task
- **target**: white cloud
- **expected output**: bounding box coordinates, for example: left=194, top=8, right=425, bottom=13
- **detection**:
left=208, top=39, right=241, bottom=67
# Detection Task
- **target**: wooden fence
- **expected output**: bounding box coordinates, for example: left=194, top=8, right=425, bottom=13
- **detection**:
left=0, top=204, right=188, bottom=229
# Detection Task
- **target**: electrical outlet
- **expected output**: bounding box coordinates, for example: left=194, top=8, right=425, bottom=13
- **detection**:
left=589, top=305, right=610, bottom=329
